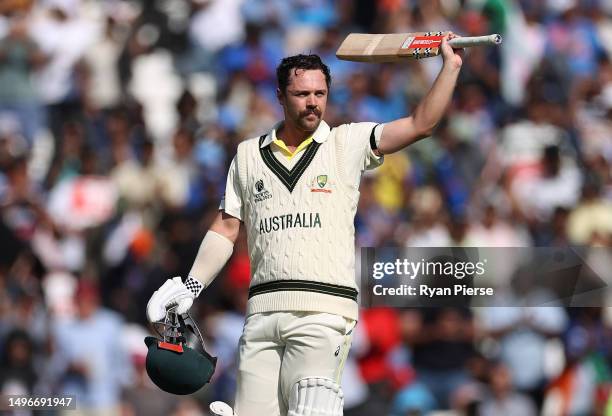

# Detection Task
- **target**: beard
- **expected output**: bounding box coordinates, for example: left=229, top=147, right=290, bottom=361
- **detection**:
left=295, top=108, right=322, bottom=132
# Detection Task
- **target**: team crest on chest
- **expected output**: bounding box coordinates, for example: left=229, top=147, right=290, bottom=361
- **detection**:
left=317, top=175, right=327, bottom=188
left=254, top=179, right=272, bottom=202
left=310, top=174, right=333, bottom=193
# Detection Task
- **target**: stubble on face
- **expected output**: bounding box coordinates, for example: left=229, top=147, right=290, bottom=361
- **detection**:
left=295, top=107, right=322, bottom=132
left=282, top=69, right=327, bottom=135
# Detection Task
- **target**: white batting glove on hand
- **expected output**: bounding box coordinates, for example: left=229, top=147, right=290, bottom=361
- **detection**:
left=146, top=276, right=204, bottom=322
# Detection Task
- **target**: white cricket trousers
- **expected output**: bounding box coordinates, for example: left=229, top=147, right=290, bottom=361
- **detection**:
left=234, top=311, right=355, bottom=416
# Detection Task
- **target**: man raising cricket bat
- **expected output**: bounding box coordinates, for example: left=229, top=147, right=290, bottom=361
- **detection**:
left=146, top=32, right=466, bottom=416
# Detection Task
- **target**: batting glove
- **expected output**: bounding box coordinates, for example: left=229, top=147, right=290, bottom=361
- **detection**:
left=146, top=276, right=204, bottom=322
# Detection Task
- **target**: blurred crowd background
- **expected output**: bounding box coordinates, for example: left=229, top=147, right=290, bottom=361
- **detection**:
left=0, top=0, right=611, bottom=415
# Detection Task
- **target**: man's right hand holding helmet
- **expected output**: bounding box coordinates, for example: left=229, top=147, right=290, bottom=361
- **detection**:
left=146, top=276, right=204, bottom=322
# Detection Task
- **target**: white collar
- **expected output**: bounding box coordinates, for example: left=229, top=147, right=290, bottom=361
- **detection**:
left=259, top=120, right=331, bottom=148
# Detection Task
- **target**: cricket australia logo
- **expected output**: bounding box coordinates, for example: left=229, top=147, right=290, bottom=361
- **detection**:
left=254, top=179, right=272, bottom=203
left=317, top=175, right=327, bottom=188
left=310, top=174, right=332, bottom=193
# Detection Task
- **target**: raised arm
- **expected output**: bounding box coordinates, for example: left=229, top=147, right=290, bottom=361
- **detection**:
left=377, top=33, right=463, bottom=155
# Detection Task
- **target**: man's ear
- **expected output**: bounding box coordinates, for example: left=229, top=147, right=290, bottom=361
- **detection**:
left=276, top=88, right=284, bottom=105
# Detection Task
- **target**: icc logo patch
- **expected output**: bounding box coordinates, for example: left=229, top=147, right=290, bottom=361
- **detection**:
left=254, top=179, right=272, bottom=202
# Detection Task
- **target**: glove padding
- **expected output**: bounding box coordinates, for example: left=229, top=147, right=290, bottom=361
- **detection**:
left=146, top=276, right=202, bottom=322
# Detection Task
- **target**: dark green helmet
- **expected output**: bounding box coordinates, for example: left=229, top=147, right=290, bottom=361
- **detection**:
left=145, top=310, right=217, bottom=395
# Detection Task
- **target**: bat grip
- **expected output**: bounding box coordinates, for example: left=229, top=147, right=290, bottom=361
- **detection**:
left=448, top=34, right=502, bottom=48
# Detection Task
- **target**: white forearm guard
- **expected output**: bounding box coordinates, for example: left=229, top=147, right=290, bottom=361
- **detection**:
left=188, top=230, right=234, bottom=293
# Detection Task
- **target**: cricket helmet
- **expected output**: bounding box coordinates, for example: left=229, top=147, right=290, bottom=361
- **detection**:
left=144, top=309, right=217, bottom=395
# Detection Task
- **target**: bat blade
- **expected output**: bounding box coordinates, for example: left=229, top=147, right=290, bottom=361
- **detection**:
left=336, top=32, right=502, bottom=62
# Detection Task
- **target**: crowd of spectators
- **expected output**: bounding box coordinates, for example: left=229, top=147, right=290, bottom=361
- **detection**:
left=0, top=0, right=611, bottom=415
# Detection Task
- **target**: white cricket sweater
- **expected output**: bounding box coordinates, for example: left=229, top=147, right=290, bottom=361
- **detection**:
left=221, top=121, right=383, bottom=320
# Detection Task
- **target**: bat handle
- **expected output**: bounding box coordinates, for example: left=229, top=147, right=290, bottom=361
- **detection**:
left=447, top=34, right=502, bottom=48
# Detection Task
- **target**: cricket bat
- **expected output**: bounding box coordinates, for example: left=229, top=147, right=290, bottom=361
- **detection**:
left=336, top=31, right=502, bottom=62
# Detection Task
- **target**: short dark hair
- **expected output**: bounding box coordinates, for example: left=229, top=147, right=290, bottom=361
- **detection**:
left=276, top=54, right=331, bottom=93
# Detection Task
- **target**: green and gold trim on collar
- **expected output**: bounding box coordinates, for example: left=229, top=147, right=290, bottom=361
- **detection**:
left=259, top=135, right=321, bottom=193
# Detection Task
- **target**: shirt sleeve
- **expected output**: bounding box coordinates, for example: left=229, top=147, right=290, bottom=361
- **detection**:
left=340, top=122, right=385, bottom=187
left=219, top=156, right=243, bottom=220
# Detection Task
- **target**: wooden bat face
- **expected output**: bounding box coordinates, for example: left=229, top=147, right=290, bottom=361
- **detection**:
left=336, top=31, right=451, bottom=62
left=337, top=31, right=501, bottom=62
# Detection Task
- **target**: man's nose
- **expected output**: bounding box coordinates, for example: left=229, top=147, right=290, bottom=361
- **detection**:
left=306, top=94, right=317, bottom=107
